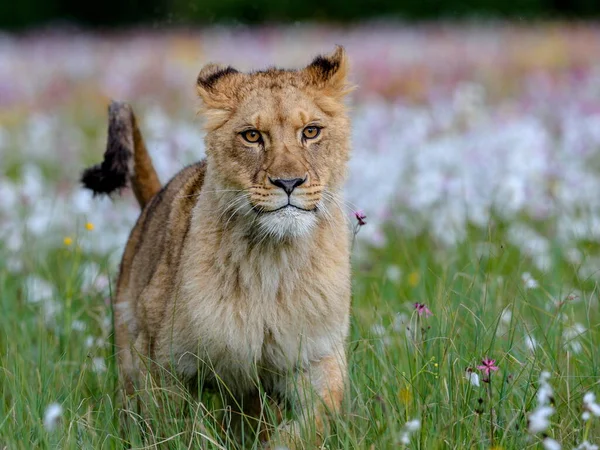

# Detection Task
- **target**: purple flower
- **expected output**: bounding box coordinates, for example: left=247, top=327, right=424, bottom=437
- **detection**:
left=414, top=302, right=432, bottom=317
left=354, top=210, right=367, bottom=226
left=477, top=358, right=499, bottom=376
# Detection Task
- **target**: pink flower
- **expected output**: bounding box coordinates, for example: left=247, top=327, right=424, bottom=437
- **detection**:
left=414, top=302, right=432, bottom=317
left=354, top=210, right=367, bottom=226
left=477, top=358, right=499, bottom=376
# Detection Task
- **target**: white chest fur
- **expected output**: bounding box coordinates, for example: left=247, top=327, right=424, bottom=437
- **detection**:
left=167, top=220, right=350, bottom=395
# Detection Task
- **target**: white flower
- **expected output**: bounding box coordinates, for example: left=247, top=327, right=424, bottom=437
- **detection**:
left=465, top=370, right=480, bottom=387
left=542, top=437, right=561, bottom=450
left=102, top=315, right=112, bottom=331
left=399, top=431, right=410, bottom=445
left=537, top=371, right=553, bottom=406
left=92, top=357, right=106, bottom=373
left=582, top=411, right=591, bottom=421
left=397, top=418, right=420, bottom=445
left=386, top=265, right=402, bottom=282
left=81, top=263, right=110, bottom=293
left=25, top=275, right=53, bottom=303
left=500, top=309, right=512, bottom=324
left=85, top=336, right=95, bottom=348
left=71, top=320, right=87, bottom=332
left=405, top=419, right=420, bottom=432
left=584, top=392, right=596, bottom=404
left=525, top=334, right=538, bottom=351
left=583, top=392, right=600, bottom=417
left=522, top=272, right=538, bottom=289
left=43, top=403, right=63, bottom=431
left=575, top=441, right=599, bottom=450
left=529, top=405, right=555, bottom=433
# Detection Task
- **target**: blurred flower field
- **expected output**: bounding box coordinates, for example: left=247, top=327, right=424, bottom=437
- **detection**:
left=1, top=24, right=600, bottom=449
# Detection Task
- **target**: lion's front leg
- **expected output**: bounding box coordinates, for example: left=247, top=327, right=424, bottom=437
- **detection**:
left=273, top=352, right=347, bottom=448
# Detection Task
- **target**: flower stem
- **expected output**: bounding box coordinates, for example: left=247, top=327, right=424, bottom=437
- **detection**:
left=583, top=417, right=591, bottom=442
left=487, top=373, right=494, bottom=447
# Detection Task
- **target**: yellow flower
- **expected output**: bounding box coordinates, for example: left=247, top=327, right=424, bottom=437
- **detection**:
left=63, top=237, right=73, bottom=246
left=399, top=387, right=412, bottom=404
left=408, top=271, right=420, bottom=287
left=85, top=222, right=95, bottom=231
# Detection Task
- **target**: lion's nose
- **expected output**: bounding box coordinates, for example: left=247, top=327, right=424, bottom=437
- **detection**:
left=269, top=177, right=306, bottom=195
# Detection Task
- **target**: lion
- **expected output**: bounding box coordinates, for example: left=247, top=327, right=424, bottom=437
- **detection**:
left=81, top=46, right=353, bottom=447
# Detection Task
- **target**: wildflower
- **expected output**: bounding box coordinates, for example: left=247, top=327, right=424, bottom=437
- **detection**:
left=85, top=336, right=95, bottom=348
left=528, top=370, right=556, bottom=434
left=353, top=210, right=367, bottom=226
left=398, top=418, right=420, bottom=445
left=522, top=272, right=538, bottom=289
left=71, top=320, right=87, bottom=332
left=542, top=438, right=561, bottom=450
left=524, top=334, right=538, bottom=351
left=408, top=271, right=420, bottom=287
left=500, top=309, right=512, bottom=324
left=398, top=387, right=412, bottom=404
left=537, top=371, right=553, bottom=405
left=528, top=405, right=555, bottom=433
left=575, top=441, right=599, bottom=450
left=81, top=263, right=110, bottom=293
left=414, top=302, right=432, bottom=317
left=85, top=222, right=94, bottom=231
left=43, top=403, right=63, bottom=431
left=25, top=275, right=53, bottom=303
left=583, top=392, right=600, bottom=417
left=465, top=368, right=480, bottom=387
left=63, top=236, right=73, bottom=246
left=386, top=265, right=402, bottom=282
left=477, top=358, right=499, bottom=376
left=404, top=419, right=420, bottom=432
left=92, top=357, right=106, bottom=373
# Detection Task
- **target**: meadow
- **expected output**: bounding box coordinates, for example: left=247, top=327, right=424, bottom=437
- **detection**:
left=1, top=23, right=600, bottom=449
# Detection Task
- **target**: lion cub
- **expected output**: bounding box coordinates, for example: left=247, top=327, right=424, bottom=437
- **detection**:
left=83, top=47, right=353, bottom=444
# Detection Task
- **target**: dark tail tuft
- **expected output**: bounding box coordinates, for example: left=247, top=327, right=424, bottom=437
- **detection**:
left=80, top=162, right=128, bottom=196
left=80, top=101, right=134, bottom=197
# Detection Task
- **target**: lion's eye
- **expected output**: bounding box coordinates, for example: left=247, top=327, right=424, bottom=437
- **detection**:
left=302, top=126, right=321, bottom=140
left=241, top=130, right=262, bottom=143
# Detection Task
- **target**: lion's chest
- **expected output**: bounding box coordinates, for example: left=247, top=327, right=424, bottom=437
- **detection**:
left=170, top=251, right=348, bottom=394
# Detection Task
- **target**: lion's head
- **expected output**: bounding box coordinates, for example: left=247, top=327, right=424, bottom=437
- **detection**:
left=197, top=47, right=352, bottom=239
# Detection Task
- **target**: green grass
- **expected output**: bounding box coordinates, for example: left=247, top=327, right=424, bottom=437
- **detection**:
left=1, top=222, right=599, bottom=449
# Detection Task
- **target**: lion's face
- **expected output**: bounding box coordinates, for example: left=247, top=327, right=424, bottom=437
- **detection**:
left=197, top=48, right=352, bottom=239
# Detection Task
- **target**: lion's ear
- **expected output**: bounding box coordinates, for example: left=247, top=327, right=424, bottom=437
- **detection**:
left=196, top=64, right=242, bottom=110
left=302, top=46, right=353, bottom=98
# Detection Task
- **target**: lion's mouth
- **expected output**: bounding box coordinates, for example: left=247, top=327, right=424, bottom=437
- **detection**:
left=253, top=202, right=316, bottom=214
left=272, top=203, right=315, bottom=213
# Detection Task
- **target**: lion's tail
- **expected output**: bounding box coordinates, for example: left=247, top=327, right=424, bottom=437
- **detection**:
left=81, top=101, right=161, bottom=209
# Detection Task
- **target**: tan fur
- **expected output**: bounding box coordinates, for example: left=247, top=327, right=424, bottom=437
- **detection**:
left=113, top=47, right=353, bottom=446
left=130, top=111, right=161, bottom=207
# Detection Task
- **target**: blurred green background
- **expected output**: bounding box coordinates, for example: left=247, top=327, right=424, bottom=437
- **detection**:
left=3, top=0, right=599, bottom=30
